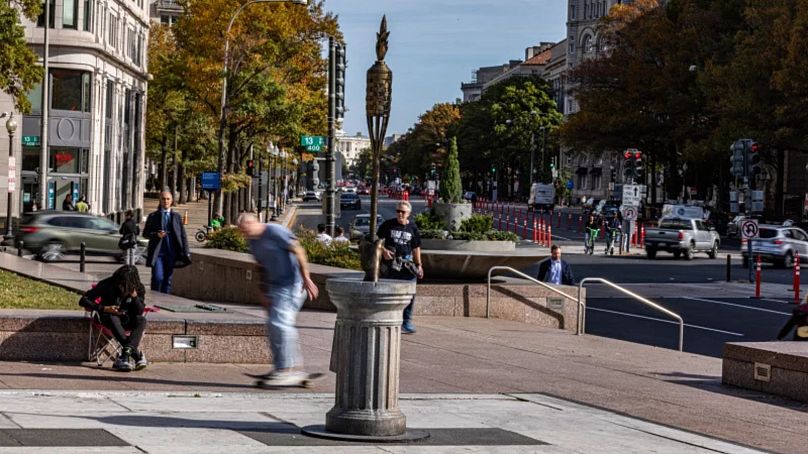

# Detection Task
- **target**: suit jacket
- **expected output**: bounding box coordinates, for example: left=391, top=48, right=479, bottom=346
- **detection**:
left=143, top=209, right=191, bottom=268
left=537, top=259, right=574, bottom=286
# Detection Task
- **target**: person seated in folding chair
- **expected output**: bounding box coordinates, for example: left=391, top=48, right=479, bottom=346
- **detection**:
left=79, top=265, right=148, bottom=372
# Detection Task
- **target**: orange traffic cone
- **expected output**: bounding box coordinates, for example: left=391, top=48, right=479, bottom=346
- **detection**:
left=183, top=209, right=189, bottom=225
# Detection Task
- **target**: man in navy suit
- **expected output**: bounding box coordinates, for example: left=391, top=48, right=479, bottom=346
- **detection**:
left=537, top=244, right=574, bottom=286
left=143, top=191, right=191, bottom=293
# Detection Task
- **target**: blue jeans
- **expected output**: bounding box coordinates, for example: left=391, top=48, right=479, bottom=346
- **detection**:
left=151, top=254, right=175, bottom=293
left=266, top=282, right=306, bottom=370
left=383, top=267, right=417, bottom=327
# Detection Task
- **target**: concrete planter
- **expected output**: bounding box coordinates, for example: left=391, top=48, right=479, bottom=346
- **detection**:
left=325, top=278, right=417, bottom=437
left=432, top=201, right=472, bottom=231
left=420, top=239, right=516, bottom=252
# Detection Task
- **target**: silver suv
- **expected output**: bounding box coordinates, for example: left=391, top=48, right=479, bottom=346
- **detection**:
left=742, top=225, right=808, bottom=268
left=14, top=211, right=147, bottom=263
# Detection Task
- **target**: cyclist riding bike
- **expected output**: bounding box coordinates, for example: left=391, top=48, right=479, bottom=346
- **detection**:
left=584, top=214, right=600, bottom=255
left=604, top=213, right=622, bottom=255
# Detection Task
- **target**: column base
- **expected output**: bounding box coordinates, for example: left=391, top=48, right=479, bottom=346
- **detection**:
left=325, top=407, right=406, bottom=437
left=302, top=424, right=430, bottom=443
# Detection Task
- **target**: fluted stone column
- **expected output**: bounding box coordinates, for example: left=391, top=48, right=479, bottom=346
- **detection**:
left=325, top=278, right=416, bottom=437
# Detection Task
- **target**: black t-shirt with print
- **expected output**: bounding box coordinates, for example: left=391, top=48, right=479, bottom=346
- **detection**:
left=377, top=219, right=421, bottom=260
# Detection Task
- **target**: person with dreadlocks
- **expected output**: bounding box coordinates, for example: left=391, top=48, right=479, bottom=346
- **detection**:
left=79, top=265, right=148, bottom=371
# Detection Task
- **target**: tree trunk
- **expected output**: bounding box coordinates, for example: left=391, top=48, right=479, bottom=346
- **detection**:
left=776, top=148, right=785, bottom=217
left=177, top=162, right=186, bottom=204
left=159, top=136, right=168, bottom=192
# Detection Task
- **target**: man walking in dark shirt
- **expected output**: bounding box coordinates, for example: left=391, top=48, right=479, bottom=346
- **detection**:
left=377, top=201, right=423, bottom=334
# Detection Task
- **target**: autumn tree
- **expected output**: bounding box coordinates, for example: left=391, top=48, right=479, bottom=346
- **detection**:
left=169, top=0, right=339, bottom=221
left=388, top=102, right=460, bottom=180
left=0, top=0, right=43, bottom=112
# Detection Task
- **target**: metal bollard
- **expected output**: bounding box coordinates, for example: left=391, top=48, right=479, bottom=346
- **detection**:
left=726, top=254, right=731, bottom=282
left=80, top=242, right=86, bottom=273
left=17, top=240, right=23, bottom=257
left=794, top=252, right=801, bottom=304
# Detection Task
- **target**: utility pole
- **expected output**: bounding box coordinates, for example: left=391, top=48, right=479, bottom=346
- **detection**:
left=325, top=38, right=336, bottom=236
left=39, top=0, right=51, bottom=210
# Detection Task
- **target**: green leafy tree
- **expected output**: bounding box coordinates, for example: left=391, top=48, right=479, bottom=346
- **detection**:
left=440, top=137, right=462, bottom=203
left=0, top=0, right=43, bottom=112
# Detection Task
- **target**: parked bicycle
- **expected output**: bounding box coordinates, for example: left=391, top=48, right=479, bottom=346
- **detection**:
left=195, top=225, right=213, bottom=243
left=584, top=227, right=600, bottom=255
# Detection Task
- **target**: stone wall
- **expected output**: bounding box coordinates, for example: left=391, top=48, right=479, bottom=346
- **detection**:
left=0, top=311, right=269, bottom=363
left=173, top=248, right=584, bottom=332
left=723, top=341, right=808, bottom=402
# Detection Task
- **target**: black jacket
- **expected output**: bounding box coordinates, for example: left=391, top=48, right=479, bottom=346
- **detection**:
left=142, top=209, right=191, bottom=268
left=537, top=259, right=575, bottom=286
left=777, top=305, right=808, bottom=341
left=79, top=277, right=145, bottom=317
left=119, top=218, right=140, bottom=237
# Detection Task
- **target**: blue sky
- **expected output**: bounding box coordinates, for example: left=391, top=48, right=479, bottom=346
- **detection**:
left=323, top=0, right=567, bottom=136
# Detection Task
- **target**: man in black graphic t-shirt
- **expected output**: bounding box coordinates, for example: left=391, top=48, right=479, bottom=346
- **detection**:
left=377, top=201, right=423, bottom=334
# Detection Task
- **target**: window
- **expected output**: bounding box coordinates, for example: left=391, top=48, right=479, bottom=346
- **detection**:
left=63, top=0, right=77, bottom=29
left=582, top=35, right=593, bottom=54
left=570, top=5, right=576, bottom=19
left=105, top=82, right=114, bottom=119
left=27, top=82, right=42, bottom=113
left=108, top=14, right=117, bottom=48
left=83, top=0, right=92, bottom=32
left=51, top=69, right=91, bottom=112
left=50, top=148, right=80, bottom=173
left=37, top=0, right=56, bottom=28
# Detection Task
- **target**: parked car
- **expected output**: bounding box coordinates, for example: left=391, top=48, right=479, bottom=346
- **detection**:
left=644, top=217, right=721, bottom=260
left=14, top=211, right=147, bottom=263
left=339, top=192, right=361, bottom=210
left=742, top=225, right=808, bottom=268
left=303, top=190, right=321, bottom=202
left=357, top=186, right=370, bottom=195
left=350, top=214, right=385, bottom=241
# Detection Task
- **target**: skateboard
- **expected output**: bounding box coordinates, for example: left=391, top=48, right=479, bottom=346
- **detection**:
left=244, top=372, right=324, bottom=389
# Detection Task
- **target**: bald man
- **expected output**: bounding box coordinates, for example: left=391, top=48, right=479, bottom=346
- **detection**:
left=143, top=191, right=191, bottom=293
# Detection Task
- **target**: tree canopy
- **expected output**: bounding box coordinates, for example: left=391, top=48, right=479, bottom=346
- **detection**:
left=0, top=0, right=44, bottom=112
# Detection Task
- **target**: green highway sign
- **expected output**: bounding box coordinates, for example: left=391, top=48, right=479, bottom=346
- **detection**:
left=300, top=135, right=326, bottom=152
left=22, top=135, right=40, bottom=147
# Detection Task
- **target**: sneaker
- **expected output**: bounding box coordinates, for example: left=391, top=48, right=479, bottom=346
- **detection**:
left=134, top=352, right=148, bottom=371
left=263, top=371, right=306, bottom=386
left=112, top=352, right=132, bottom=372
left=401, top=323, right=417, bottom=334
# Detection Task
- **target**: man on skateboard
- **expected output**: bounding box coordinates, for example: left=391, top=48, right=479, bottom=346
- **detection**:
left=237, top=212, right=319, bottom=386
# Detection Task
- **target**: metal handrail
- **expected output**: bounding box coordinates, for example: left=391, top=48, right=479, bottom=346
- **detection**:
left=486, top=266, right=585, bottom=335
left=577, top=277, right=684, bottom=351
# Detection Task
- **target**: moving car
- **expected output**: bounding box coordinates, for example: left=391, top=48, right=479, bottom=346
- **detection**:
left=644, top=217, right=720, bottom=260
left=742, top=225, right=808, bottom=268
left=303, top=190, right=321, bottom=202
left=14, top=211, right=147, bottom=263
left=349, top=214, right=385, bottom=241
left=339, top=192, right=361, bottom=210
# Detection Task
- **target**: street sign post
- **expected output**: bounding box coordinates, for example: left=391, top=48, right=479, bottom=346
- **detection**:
left=741, top=219, right=759, bottom=283
left=622, top=184, right=642, bottom=207
left=201, top=171, right=221, bottom=225
left=300, top=135, right=326, bottom=153
left=741, top=219, right=759, bottom=240
left=621, top=205, right=637, bottom=221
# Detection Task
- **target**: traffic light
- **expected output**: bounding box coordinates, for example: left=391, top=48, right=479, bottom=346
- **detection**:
left=334, top=43, right=346, bottom=121
left=747, top=141, right=761, bottom=176
left=634, top=151, right=643, bottom=181
left=729, top=140, right=745, bottom=177
left=623, top=149, right=635, bottom=180
left=610, top=167, right=616, bottom=182
left=246, top=159, right=255, bottom=176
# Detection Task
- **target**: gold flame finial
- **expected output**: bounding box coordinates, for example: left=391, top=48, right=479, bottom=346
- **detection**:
left=375, top=15, right=389, bottom=61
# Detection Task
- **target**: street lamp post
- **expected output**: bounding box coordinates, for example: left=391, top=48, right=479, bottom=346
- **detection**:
left=217, top=0, right=308, bottom=220
left=270, top=144, right=279, bottom=221
left=4, top=113, right=18, bottom=239
left=292, top=157, right=299, bottom=197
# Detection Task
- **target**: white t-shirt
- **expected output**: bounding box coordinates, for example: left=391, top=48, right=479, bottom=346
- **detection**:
left=316, top=233, right=333, bottom=246
left=333, top=235, right=350, bottom=244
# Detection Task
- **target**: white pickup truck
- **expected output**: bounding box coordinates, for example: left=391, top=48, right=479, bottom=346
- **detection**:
left=644, top=217, right=721, bottom=260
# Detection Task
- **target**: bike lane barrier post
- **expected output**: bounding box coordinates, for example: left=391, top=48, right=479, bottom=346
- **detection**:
left=755, top=255, right=761, bottom=299
left=533, top=218, right=538, bottom=243
left=639, top=223, right=645, bottom=249
left=795, top=252, right=801, bottom=304
left=548, top=225, right=552, bottom=247
left=577, top=215, right=583, bottom=233
left=522, top=217, right=528, bottom=240
left=567, top=211, right=572, bottom=229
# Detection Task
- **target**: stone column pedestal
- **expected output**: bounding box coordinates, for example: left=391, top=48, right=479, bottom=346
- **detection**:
left=324, top=277, right=415, bottom=437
